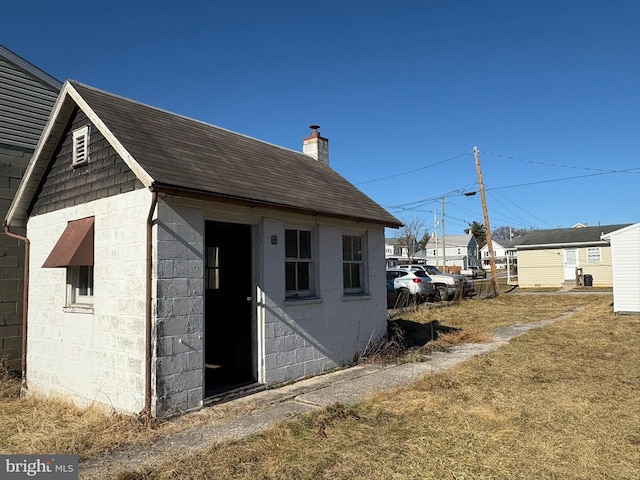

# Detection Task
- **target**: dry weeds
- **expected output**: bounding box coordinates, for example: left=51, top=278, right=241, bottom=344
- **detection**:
left=115, top=294, right=639, bottom=480
left=4, top=294, right=637, bottom=480
left=0, top=379, right=258, bottom=459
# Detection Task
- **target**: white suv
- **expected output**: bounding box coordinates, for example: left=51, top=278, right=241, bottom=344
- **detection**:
left=386, top=268, right=435, bottom=303
left=397, top=264, right=474, bottom=301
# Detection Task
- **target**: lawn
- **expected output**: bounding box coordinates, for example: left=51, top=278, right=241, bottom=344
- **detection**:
left=2, top=294, right=638, bottom=479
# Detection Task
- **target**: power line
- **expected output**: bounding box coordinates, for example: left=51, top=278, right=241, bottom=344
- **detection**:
left=487, top=190, right=552, bottom=228
left=355, top=152, right=472, bottom=185
left=482, top=150, right=640, bottom=175
left=486, top=168, right=640, bottom=191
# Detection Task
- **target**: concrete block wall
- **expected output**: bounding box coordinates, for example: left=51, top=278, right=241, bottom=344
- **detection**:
left=0, top=145, right=30, bottom=371
left=25, top=189, right=150, bottom=413
left=154, top=200, right=205, bottom=416
left=153, top=199, right=388, bottom=411
left=261, top=217, right=387, bottom=387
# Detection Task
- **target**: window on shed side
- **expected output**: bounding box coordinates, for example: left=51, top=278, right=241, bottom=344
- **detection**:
left=72, top=125, right=90, bottom=166
left=43, top=217, right=95, bottom=308
left=285, top=229, right=313, bottom=298
left=67, top=266, right=94, bottom=305
left=343, top=234, right=365, bottom=294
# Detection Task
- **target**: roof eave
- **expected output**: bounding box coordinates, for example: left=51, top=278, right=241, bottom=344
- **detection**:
left=517, top=240, right=610, bottom=250
left=150, top=184, right=403, bottom=228
left=5, top=80, right=156, bottom=228
left=0, top=45, right=62, bottom=90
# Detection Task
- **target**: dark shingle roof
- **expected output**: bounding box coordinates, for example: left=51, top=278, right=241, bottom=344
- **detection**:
left=70, top=81, right=401, bottom=227
left=517, top=224, right=632, bottom=248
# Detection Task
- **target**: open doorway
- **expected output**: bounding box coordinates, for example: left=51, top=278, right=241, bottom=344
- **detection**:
left=204, top=221, right=255, bottom=397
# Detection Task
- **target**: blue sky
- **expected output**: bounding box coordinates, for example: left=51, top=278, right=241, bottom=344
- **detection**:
left=4, top=0, right=639, bottom=236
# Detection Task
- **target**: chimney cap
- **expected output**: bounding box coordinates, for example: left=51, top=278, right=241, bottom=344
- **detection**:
left=309, top=124, right=320, bottom=132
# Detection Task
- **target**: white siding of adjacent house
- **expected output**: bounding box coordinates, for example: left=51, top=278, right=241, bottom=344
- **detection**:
left=25, top=188, right=149, bottom=413
left=605, top=224, right=640, bottom=314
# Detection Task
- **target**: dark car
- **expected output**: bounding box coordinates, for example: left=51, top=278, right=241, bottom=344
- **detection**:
left=386, top=271, right=400, bottom=308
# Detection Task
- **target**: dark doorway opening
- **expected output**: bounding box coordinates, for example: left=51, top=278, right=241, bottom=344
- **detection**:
left=204, top=221, right=255, bottom=397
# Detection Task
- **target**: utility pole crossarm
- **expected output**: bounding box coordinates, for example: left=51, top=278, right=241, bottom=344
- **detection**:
left=474, top=146, right=499, bottom=297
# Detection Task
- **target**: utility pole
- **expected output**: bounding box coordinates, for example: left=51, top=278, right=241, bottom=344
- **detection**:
left=474, top=146, right=499, bottom=296
left=441, top=196, right=446, bottom=273
left=433, top=209, right=439, bottom=268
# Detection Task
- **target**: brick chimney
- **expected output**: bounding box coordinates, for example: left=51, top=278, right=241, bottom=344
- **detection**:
left=302, top=125, right=329, bottom=165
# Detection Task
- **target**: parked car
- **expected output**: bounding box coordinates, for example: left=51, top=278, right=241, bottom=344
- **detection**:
left=397, top=264, right=475, bottom=301
left=386, top=271, right=399, bottom=308
left=461, top=266, right=487, bottom=279
left=386, top=268, right=435, bottom=304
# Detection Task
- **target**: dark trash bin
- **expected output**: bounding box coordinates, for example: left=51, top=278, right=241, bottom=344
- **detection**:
left=583, top=274, right=593, bottom=287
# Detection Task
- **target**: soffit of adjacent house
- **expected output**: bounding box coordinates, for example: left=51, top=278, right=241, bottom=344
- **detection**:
left=42, top=216, right=94, bottom=267
left=518, top=224, right=632, bottom=247
left=68, top=81, right=401, bottom=227
left=0, top=45, right=62, bottom=149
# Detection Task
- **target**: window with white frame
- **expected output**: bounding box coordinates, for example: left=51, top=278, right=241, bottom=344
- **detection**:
left=343, top=234, right=365, bottom=294
left=72, top=125, right=90, bottom=166
left=42, top=216, right=95, bottom=310
left=285, top=229, right=313, bottom=297
left=67, top=266, right=94, bottom=305
left=587, top=247, right=601, bottom=263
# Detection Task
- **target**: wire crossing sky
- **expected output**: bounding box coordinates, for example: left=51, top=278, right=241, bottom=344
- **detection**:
left=3, top=0, right=639, bottom=234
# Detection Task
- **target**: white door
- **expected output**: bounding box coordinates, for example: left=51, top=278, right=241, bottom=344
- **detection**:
left=563, top=249, right=578, bottom=280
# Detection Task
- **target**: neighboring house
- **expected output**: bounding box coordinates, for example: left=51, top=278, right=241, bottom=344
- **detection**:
left=601, top=223, right=640, bottom=315
left=420, top=234, right=479, bottom=270
left=516, top=224, right=631, bottom=288
left=0, top=45, right=61, bottom=371
left=4, top=80, right=402, bottom=417
left=479, top=238, right=522, bottom=271
left=384, top=237, right=408, bottom=267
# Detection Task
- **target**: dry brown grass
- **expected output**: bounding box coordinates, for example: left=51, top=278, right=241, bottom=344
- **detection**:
left=4, top=293, right=637, bottom=480
left=0, top=393, right=165, bottom=458
left=400, top=293, right=605, bottom=331
left=116, top=294, right=639, bottom=480
left=0, top=378, right=257, bottom=459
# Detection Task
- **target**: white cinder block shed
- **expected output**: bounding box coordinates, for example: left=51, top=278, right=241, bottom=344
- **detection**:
left=601, top=223, right=640, bottom=315
left=4, top=80, right=402, bottom=417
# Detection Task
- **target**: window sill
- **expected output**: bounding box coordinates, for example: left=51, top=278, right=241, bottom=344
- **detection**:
left=63, top=305, right=94, bottom=314
left=342, top=293, right=371, bottom=301
left=284, top=296, right=323, bottom=306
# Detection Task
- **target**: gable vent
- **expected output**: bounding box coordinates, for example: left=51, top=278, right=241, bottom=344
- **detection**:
left=72, top=125, right=90, bottom=166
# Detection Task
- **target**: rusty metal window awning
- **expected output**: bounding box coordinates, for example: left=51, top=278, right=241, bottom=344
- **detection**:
left=42, top=217, right=95, bottom=268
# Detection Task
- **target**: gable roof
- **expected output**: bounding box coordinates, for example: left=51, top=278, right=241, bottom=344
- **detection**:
left=6, top=80, right=402, bottom=228
left=517, top=224, right=632, bottom=249
left=0, top=44, right=62, bottom=149
left=426, top=234, right=476, bottom=248
left=601, top=222, right=640, bottom=241
left=479, top=238, right=524, bottom=251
